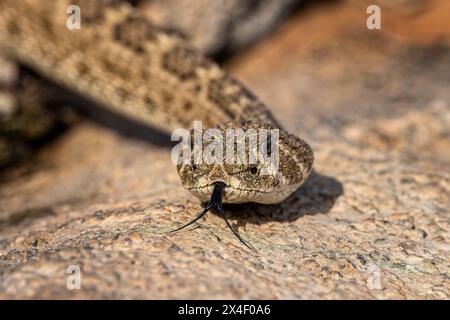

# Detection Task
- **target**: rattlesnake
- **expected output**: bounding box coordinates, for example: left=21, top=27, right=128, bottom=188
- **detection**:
left=0, top=0, right=313, bottom=248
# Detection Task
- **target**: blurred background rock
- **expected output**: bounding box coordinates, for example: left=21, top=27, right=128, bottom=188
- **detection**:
left=0, top=0, right=449, bottom=299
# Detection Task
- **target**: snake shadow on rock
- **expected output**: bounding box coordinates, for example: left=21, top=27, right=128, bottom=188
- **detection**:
left=218, top=170, right=344, bottom=225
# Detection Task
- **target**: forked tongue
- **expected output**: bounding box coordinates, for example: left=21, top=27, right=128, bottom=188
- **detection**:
left=169, top=182, right=255, bottom=251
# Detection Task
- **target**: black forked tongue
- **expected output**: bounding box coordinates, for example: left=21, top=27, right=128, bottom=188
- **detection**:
left=168, top=182, right=256, bottom=251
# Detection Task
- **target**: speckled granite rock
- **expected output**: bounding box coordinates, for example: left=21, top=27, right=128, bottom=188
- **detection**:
left=0, top=120, right=448, bottom=299
left=0, top=0, right=449, bottom=299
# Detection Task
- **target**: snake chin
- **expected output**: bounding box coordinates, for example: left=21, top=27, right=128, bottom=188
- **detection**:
left=188, top=184, right=262, bottom=203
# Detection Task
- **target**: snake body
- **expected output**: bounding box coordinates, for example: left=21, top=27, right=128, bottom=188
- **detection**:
left=0, top=0, right=313, bottom=204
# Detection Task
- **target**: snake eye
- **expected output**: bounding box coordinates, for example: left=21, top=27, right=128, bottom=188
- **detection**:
left=192, top=164, right=198, bottom=171
left=250, top=166, right=258, bottom=175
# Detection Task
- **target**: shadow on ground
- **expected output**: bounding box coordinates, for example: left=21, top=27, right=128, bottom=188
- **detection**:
left=220, top=170, right=343, bottom=225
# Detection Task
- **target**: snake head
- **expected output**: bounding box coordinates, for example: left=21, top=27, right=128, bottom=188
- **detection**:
left=176, top=121, right=314, bottom=204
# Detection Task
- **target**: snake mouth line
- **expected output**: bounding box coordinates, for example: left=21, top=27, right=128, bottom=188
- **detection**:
left=187, top=184, right=273, bottom=194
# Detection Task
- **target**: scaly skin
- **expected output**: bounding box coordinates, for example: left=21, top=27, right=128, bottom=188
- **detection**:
left=0, top=0, right=313, bottom=204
